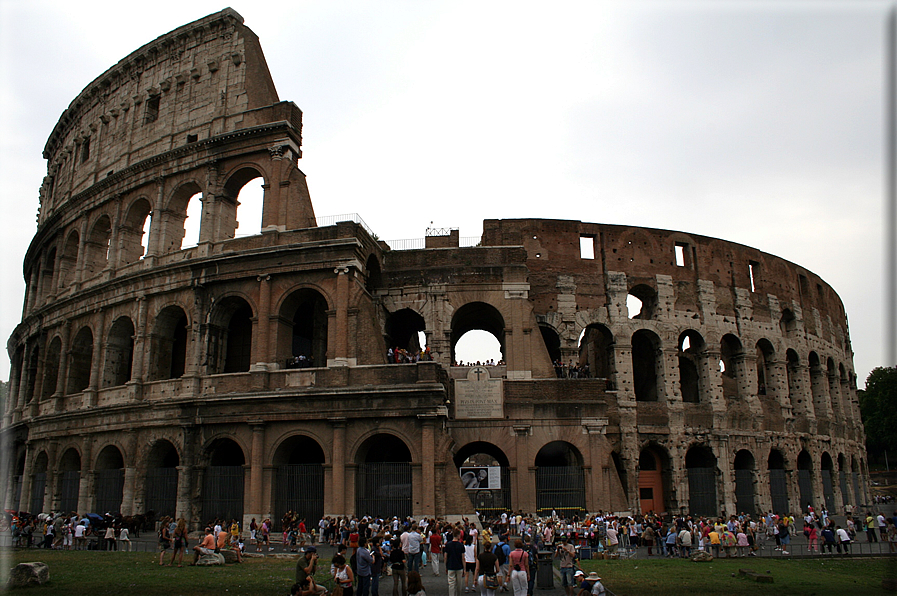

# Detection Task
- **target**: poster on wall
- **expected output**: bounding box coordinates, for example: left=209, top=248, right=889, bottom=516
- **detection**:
left=460, top=466, right=501, bottom=490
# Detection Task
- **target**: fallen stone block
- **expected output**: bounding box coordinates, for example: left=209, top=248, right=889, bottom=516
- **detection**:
left=220, top=549, right=241, bottom=564
left=196, top=553, right=225, bottom=566
left=691, top=551, right=713, bottom=562
left=8, top=562, right=50, bottom=588
left=746, top=572, right=773, bottom=583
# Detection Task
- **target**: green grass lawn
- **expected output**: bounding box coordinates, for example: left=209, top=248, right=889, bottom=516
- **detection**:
left=579, top=556, right=897, bottom=596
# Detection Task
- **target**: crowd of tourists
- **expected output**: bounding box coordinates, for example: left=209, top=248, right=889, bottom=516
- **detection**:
left=8, top=511, right=135, bottom=551
left=552, top=361, right=590, bottom=379
left=388, top=347, right=434, bottom=364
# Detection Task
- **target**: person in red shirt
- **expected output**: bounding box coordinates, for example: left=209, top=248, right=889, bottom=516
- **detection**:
left=429, top=528, right=443, bottom=576
left=191, top=527, right=217, bottom=565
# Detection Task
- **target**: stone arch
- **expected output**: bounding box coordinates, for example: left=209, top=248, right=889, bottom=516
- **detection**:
left=364, top=253, right=382, bottom=294
left=272, top=434, right=325, bottom=530
left=148, top=305, right=189, bottom=381
left=221, top=164, right=268, bottom=239
left=41, top=335, right=62, bottom=400
left=41, top=246, right=57, bottom=300
left=780, top=308, right=797, bottom=336
left=733, top=449, right=757, bottom=515
left=627, top=283, right=657, bottom=320
left=59, top=229, right=80, bottom=286
left=83, top=214, right=112, bottom=279
left=103, top=316, right=135, bottom=388
left=385, top=308, right=426, bottom=356
left=638, top=444, right=671, bottom=515
left=719, top=333, right=744, bottom=402
left=685, top=444, right=718, bottom=517
left=678, top=330, right=705, bottom=403
left=202, top=437, right=246, bottom=524
left=850, top=455, right=862, bottom=506
left=808, top=351, right=828, bottom=419
left=768, top=448, right=789, bottom=514
left=756, top=338, right=775, bottom=396
left=534, top=441, right=585, bottom=516
left=785, top=349, right=802, bottom=410
left=119, top=197, right=153, bottom=264
left=827, top=357, right=842, bottom=419
left=797, top=449, right=814, bottom=512
left=278, top=287, right=330, bottom=368
left=145, top=439, right=180, bottom=519
left=820, top=451, right=835, bottom=511
left=453, top=441, right=511, bottom=516
left=208, top=296, right=254, bottom=374
left=355, top=433, right=413, bottom=518
left=540, top=324, right=562, bottom=367
left=58, top=447, right=81, bottom=513
left=450, top=301, right=506, bottom=364
left=95, top=444, right=125, bottom=514
left=164, top=181, right=204, bottom=252
left=25, top=344, right=39, bottom=403
left=579, top=324, right=615, bottom=385
left=632, top=329, right=662, bottom=402
left=66, top=326, right=93, bottom=394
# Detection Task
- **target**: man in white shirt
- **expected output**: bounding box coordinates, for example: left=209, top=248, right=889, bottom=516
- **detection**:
left=836, top=525, right=851, bottom=554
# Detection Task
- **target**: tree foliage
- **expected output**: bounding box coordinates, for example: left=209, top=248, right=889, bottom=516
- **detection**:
left=858, top=366, right=897, bottom=453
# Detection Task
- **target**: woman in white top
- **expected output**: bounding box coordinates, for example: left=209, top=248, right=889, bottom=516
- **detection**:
left=463, top=536, right=477, bottom=593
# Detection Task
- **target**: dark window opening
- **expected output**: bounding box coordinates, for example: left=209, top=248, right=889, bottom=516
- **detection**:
left=80, top=138, right=90, bottom=163
left=145, top=95, right=160, bottom=124
left=187, top=134, right=198, bottom=143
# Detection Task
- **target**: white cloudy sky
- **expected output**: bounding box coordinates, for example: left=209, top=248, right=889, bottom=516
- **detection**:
left=0, top=0, right=892, bottom=382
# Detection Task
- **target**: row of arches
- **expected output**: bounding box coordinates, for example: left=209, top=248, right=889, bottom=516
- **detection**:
left=24, top=168, right=266, bottom=314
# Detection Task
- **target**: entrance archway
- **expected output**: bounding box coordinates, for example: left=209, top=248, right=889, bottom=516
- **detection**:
left=821, top=452, right=835, bottom=511
left=273, top=436, right=325, bottom=530
left=355, top=434, right=412, bottom=518
left=638, top=447, right=667, bottom=514
left=768, top=449, right=789, bottom=514
left=534, top=441, right=585, bottom=517
left=58, top=448, right=81, bottom=513
left=145, top=440, right=179, bottom=519
left=202, top=439, right=245, bottom=524
left=95, top=445, right=124, bottom=514
left=733, top=450, right=756, bottom=516
left=797, top=450, right=814, bottom=512
left=685, top=445, right=717, bottom=517
left=454, top=442, right=511, bottom=517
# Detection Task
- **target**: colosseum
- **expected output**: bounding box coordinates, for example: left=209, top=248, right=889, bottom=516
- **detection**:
left=2, top=9, right=870, bottom=528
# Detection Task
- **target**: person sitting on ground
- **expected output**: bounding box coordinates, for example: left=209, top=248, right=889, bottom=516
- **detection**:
left=407, top=571, right=426, bottom=596
left=191, top=527, right=217, bottom=565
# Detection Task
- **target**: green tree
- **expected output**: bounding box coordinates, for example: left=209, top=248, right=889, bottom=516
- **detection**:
left=858, top=367, right=897, bottom=458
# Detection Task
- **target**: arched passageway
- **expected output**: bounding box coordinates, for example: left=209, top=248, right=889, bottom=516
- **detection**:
left=95, top=445, right=125, bottom=514
left=797, top=450, right=814, bottom=511
left=454, top=442, right=511, bottom=517
left=58, top=448, right=81, bottom=513
left=534, top=441, right=585, bottom=517
left=450, top=302, right=505, bottom=364
left=821, top=452, right=835, bottom=511
left=145, top=440, right=179, bottom=519
left=733, top=450, right=756, bottom=516
left=202, top=439, right=245, bottom=524
left=31, top=452, right=48, bottom=513
left=685, top=445, right=717, bottom=517
left=273, top=435, right=325, bottom=530
left=768, top=450, right=789, bottom=514
left=638, top=446, right=668, bottom=514
left=355, top=434, right=412, bottom=519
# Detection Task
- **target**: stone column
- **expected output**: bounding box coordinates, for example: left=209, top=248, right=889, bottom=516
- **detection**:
left=330, top=267, right=351, bottom=367
left=84, top=309, right=105, bottom=408
left=74, top=217, right=90, bottom=287
left=419, top=415, right=436, bottom=516
left=329, top=419, right=347, bottom=517
left=252, top=275, right=271, bottom=369
left=145, top=177, right=166, bottom=258
left=53, top=322, right=71, bottom=412
left=716, top=436, right=735, bottom=516
left=176, top=426, right=196, bottom=525
left=120, top=430, right=139, bottom=516
left=18, top=443, right=34, bottom=514
left=129, top=297, right=148, bottom=388
left=77, top=438, right=93, bottom=514
left=246, top=421, right=266, bottom=529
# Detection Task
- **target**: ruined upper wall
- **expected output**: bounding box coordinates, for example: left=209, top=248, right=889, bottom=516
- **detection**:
left=37, top=8, right=281, bottom=223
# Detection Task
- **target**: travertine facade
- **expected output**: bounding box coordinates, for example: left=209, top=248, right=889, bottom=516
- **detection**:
left=3, top=9, right=869, bottom=528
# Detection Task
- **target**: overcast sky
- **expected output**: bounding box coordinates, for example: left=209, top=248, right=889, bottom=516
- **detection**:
left=0, top=0, right=892, bottom=383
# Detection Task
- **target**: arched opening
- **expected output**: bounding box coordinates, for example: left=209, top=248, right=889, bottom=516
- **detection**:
left=632, top=329, right=661, bottom=402
left=786, top=349, right=801, bottom=409
left=638, top=446, right=668, bottom=515
left=453, top=442, right=511, bottom=517
left=797, top=450, right=814, bottom=512
left=450, top=302, right=505, bottom=364
left=678, top=330, right=704, bottom=403
left=59, top=448, right=81, bottom=513
left=165, top=183, right=203, bottom=252
left=41, top=248, right=57, bottom=300
left=365, top=254, right=382, bottom=294
left=756, top=339, right=775, bottom=397
left=202, top=438, right=245, bottom=524
left=31, top=451, right=48, bottom=514
left=95, top=445, right=125, bottom=514
left=685, top=445, right=717, bottom=516
left=733, top=450, right=756, bottom=516
left=540, top=325, right=562, bottom=367
left=627, top=284, right=657, bottom=320
left=851, top=456, right=862, bottom=506
left=145, top=440, right=179, bottom=519
left=66, top=326, right=93, bottom=394
left=59, top=231, right=79, bottom=286
left=768, top=449, right=789, bottom=514
left=41, top=336, right=62, bottom=400
left=84, top=215, right=112, bottom=278
left=837, top=453, right=849, bottom=508
left=355, top=434, right=412, bottom=519
left=578, top=324, right=615, bottom=385
left=223, top=167, right=265, bottom=239
left=827, top=358, right=842, bottom=419
left=719, top=334, right=743, bottom=402
left=273, top=436, right=325, bottom=530
left=779, top=308, right=797, bottom=336
left=148, top=306, right=188, bottom=381
left=25, top=345, right=39, bottom=403
left=821, top=452, right=835, bottom=511
left=120, top=198, right=153, bottom=264
left=12, top=450, right=25, bottom=512
left=808, top=351, right=826, bottom=418
left=280, top=289, right=328, bottom=368
left=208, top=297, right=253, bottom=374
left=534, top=441, right=585, bottom=517
left=103, top=317, right=135, bottom=388
left=385, top=308, right=427, bottom=357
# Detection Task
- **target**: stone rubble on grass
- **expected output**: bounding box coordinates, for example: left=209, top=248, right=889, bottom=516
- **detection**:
left=691, top=551, right=713, bottom=562
left=8, top=562, right=50, bottom=588
left=196, top=553, right=226, bottom=566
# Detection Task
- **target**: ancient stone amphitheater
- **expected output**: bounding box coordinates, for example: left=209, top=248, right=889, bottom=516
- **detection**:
left=2, top=9, right=869, bottom=527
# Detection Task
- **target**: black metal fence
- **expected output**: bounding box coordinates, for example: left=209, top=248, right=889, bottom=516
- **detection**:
left=687, top=468, right=716, bottom=517
left=59, top=471, right=80, bottom=512
left=30, top=473, right=46, bottom=514
left=734, top=469, right=755, bottom=516
left=144, top=467, right=178, bottom=519
left=355, top=462, right=411, bottom=519
left=770, top=469, right=789, bottom=513
left=202, top=466, right=244, bottom=523
left=469, top=467, right=511, bottom=519
left=535, top=466, right=585, bottom=517
left=95, top=469, right=124, bottom=514
left=274, top=464, right=324, bottom=530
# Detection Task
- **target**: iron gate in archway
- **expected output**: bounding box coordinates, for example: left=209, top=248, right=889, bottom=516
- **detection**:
left=275, top=464, right=324, bottom=529
left=356, top=462, right=411, bottom=519
left=535, top=466, right=585, bottom=517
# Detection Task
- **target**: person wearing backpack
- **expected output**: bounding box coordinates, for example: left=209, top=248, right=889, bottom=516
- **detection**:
left=493, top=535, right=511, bottom=592
left=506, top=540, right=530, bottom=596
